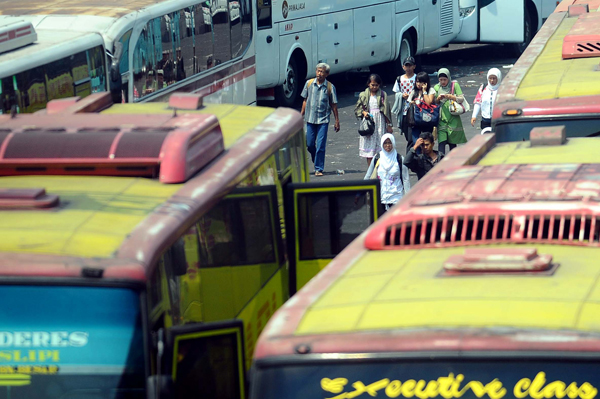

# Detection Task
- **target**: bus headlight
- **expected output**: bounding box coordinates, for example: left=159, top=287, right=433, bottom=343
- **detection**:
left=459, top=6, right=475, bottom=18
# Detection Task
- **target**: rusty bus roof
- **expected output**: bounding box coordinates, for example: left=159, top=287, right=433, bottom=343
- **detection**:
left=0, top=96, right=303, bottom=283
left=494, top=3, right=600, bottom=123
left=0, top=0, right=167, bottom=19
left=255, top=133, right=600, bottom=360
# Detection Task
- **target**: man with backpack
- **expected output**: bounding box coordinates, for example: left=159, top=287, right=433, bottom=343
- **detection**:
left=300, top=63, right=340, bottom=176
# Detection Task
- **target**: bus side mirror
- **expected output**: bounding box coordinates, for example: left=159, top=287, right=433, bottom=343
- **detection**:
left=146, top=375, right=173, bottom=399
left=110, top=42, right=123, bottom=104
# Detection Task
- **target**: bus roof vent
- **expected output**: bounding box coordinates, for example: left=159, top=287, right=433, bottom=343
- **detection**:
left=562, top=13, right=600, bottom=60
left=0, top=113, right=224, bottom=183
left=367, top=213, right=600, bottom=250
left=0, top=188, right=59, bottom=209
left=364, top=162, right=600, bottom=250
left=442, top=248, right=555, bottom=275
left=0, top=20, right=37, bottom=54
left=530, top=125, right=566, bottom=146
left=568, top=3, right=589, bottom=17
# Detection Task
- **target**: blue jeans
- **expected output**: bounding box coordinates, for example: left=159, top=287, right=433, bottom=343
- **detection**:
left=306, top=122, right=329, bottom=172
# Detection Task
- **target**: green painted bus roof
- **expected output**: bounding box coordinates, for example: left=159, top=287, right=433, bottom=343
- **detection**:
left=296, top=245, right=600, bottom=335
left=516, top=12, right=600, bottom=101
left=0, top=104, right=276, bottom=259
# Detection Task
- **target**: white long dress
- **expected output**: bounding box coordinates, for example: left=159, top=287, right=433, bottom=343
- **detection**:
left=359, top=95, right=385, bottom=158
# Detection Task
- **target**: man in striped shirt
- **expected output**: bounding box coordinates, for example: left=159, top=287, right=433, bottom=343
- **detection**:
left=301, top=63, right=340, bottom=176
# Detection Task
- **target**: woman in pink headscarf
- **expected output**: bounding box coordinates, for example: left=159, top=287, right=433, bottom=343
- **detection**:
left=471, top=68, right=502, bottom=130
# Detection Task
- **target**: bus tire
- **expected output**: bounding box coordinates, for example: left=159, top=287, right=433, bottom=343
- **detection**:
left=510, top=6, right=532, bottom=56
left=275, top=57, right=300, bottom=107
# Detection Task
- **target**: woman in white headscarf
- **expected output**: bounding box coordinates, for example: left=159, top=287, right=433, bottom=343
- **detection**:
left=364, top=133, right=411, bottom=212
left=471, top=68, right=502, bottom=130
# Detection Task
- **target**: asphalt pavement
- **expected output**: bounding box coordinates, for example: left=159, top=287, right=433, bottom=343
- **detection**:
left=263, top=43, right=520, bottom=186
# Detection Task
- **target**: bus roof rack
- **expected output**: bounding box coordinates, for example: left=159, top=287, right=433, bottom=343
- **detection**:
left=0, top=20, right=37, bottom=54
left=0, top=95, right=224, bottom=183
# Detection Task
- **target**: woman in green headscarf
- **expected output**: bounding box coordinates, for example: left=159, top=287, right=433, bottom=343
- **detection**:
left=434, top=68, right=467, bottom=155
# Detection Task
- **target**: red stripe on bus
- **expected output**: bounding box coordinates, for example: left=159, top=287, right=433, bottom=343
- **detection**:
left=15, top=31, right=32, bottom=38
left=15, top=26, right=31, bottom=32
left=194, top=65, right=256, bottom=98
left=146, top=57, right=255, bottom=102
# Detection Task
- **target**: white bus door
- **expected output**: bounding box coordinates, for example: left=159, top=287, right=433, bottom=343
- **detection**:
left=255, top=0, right=279, bottom=88
left=316, top=11, right=354, bottom=74
left=421, top=0, right=441, bottom=52
left=480, top=0, right=524, bottom=42
left=353, top=3, right=393, bottom=68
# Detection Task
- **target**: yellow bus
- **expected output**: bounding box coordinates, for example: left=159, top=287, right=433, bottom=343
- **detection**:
left=252, top=126, right=600, bottom=399
left=493, top=0, right=600, bottom=141
left=0, top=92, right=380, bottom=398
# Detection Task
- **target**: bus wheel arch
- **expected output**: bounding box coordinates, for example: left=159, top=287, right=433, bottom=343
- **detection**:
left=510, top=1, right=536, bottom=56
left=275, top=49, right=307, bottom=107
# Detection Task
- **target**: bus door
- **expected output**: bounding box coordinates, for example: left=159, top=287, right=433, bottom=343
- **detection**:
left=285, top=180, right=382, bottom=294
left=160, top=319, right=247, bottom=399
left=194, top=185, right=286, bottom=323
left=255, top=0, right=279, bottom=88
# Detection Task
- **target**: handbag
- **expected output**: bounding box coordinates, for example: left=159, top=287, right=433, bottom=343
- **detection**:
left=406, top=103, right=415, bottom=127
left=358, top=115, right=375, bottom=136
left=413, top=102, right=440, bottom=129
left=449, top=81, right=471, bottom=116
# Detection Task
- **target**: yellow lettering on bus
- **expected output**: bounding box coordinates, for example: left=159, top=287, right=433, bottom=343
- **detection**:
left=386, top=380, right=402, bottom=398
left=515, top=378, right=532, bottom=398
left=401, top=379, right=417, bottom=398
left=323, top=373, right=596, bottom=399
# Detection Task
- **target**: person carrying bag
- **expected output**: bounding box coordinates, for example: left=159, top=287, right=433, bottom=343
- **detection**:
left=354, top=74, right=393, bottom=167
left=407, top=71, right=436, bottom=153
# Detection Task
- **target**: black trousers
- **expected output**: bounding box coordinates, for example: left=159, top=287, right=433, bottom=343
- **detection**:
left=481, top=118, right=492, bottom=130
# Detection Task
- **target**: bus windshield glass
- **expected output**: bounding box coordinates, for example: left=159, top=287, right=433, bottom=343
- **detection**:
left=0, top=285, right=145, bottom=398
left=494, top=117, right=600, bottom=142
left=254, top=359, right=600, bottom=399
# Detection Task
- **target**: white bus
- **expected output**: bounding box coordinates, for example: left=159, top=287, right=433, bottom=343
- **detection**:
left=255, top=0, right=461, bottom=106
left=0, top=19, right=107, bottom=114
left=0, top=0, right=255, bottom=111
left=452, top=0, right=558, bottom=54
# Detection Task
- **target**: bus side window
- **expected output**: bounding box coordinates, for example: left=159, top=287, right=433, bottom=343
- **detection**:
left=159, top=15, right=175, bottom=88
left=240, top=0, right=251, bottom=51
left=117, top=29, right=132, bottom=76
left=230, top=0, right=243, bottom=58
left=175, top=9, right=190, bottom=82
left=71, top=50, right=92, bottom=97
left=45, top=55, right=75, bottom=101
left=197, top=196, right=276, bottom=267
left=193, top=3, right=215, bottom=72
left=257, top=0, right=272, bottom=30
left=14, top=67, right=47, bottom=114
left=86, top=45, right=107, bottom=93
left=212, top=0, right=232, bottom=65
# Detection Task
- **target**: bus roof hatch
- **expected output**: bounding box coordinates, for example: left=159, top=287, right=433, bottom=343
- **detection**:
left=562, top=12, right=600, bottom=60
left=0, top=20, right=37, bottom=54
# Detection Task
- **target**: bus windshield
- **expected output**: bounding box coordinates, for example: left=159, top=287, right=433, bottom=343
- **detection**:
left=0, top=285, right=145, bottom=399
left=494, top=117, right=600, bottom=142
left=254, top=359, right=600, bottom=399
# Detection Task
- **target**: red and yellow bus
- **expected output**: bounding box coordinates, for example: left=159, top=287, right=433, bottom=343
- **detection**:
left=493, top=0, right=600, bottom=141
left=0, top=92, right=380, bottom=398
left=252, top=126, right=600, bottom=399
